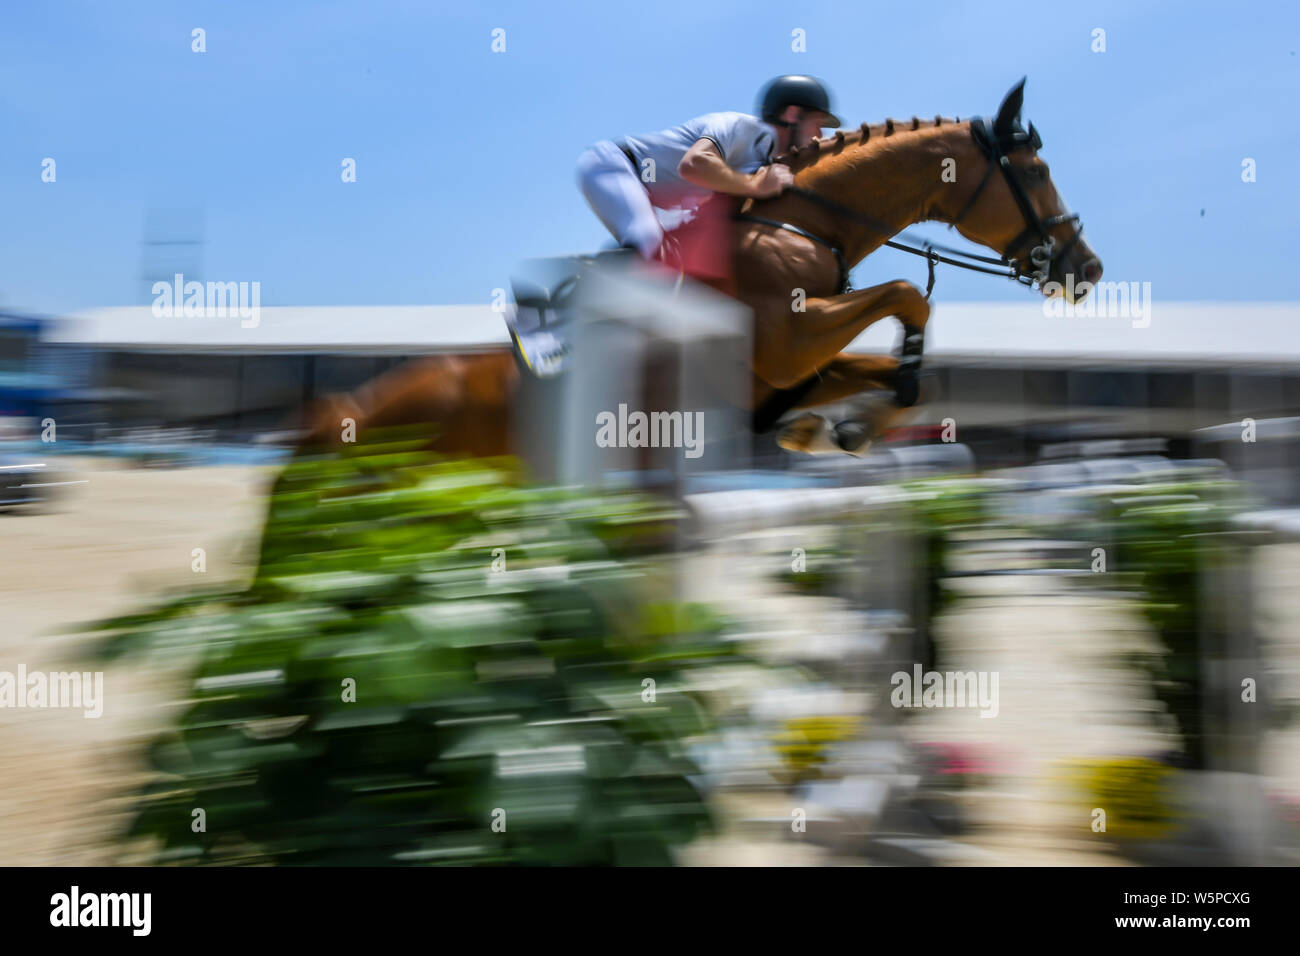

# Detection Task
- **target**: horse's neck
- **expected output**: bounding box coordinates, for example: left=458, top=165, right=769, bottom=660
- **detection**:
left=798, top=123, right=970, bottom=266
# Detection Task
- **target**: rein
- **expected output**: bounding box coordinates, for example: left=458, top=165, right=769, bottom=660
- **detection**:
left=734, top=117, right=1083, bottom=297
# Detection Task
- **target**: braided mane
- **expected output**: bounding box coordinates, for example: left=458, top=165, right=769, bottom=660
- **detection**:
left=775, top=115, right=964, bottom=172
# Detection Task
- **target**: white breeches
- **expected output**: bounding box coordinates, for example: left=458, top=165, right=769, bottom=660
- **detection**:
left=575, top=140, right=664, bottom=258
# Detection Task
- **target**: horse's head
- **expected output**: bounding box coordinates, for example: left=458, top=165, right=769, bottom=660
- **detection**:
left=948, top=79, right=1102, bottom=302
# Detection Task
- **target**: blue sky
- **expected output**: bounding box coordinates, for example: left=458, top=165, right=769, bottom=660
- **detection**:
left=2, top=0, right=1297, bottom=314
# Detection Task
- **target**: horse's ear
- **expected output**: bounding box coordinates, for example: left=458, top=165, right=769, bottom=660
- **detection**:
left=993, top=77, right=1027, bottom=136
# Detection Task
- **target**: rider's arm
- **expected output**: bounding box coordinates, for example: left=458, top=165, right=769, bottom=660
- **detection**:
left=678, top=138, right=789, bottom=198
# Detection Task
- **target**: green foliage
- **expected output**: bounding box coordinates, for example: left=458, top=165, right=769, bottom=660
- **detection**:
left=1094, top=477, right=1248, bottom=770
left=774, top=543, right=849, bottom=596
left=95, top=440, right=734, bottom=865
left=768, top=480, right=991, bottom=670
left=903, top=480, right=991, bottom=620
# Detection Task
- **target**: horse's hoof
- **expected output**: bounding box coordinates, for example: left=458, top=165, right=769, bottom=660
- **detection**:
left=777, top=413, right=842, bottom=455
left=832, top=420, right=873, bottom=456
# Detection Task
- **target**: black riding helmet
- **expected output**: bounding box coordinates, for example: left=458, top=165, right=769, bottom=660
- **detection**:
left=758, top=75, right=842, bottom=128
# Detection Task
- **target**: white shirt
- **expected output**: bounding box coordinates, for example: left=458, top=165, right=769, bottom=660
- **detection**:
left=621, top=111, right=778, bottom=210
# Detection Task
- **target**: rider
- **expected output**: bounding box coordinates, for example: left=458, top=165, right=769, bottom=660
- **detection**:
left=576, top=75, right=842, bottom=262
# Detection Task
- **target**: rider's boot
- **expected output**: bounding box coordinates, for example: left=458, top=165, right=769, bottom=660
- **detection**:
left=595, top=244, right=641, bottom=260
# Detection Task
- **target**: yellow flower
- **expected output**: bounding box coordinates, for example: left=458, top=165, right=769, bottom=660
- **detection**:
left=773, top=715, right=864, bottom=778
left=1061, top=756, right=1183, bottom=841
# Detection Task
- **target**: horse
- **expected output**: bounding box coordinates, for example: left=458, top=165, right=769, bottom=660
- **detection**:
left=288, top=79, right=1100, bottom=465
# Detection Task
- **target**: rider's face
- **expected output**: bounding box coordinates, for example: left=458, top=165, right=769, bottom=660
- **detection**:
left=797, top=110, right=833, bottom=145
left=776, top=106, right=835, bottom=150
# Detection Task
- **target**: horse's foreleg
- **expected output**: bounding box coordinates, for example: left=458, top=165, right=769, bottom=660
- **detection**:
left=752, top=279, right=929, bottom=391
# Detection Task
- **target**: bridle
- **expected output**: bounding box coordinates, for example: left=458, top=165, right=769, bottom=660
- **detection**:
left=735, top=116, right=1084, bottom=297
left=962, top=116, right=1083, bottom=287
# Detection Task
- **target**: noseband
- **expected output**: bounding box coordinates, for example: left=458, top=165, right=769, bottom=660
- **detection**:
left=735, top=117, right=1085, bottom=295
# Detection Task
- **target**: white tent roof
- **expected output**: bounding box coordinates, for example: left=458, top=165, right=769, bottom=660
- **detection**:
left=47, top=301, right=1300, bottom=365
left=48, top=305, right=511, bottom=354
left=855, top=301, right=1300, bottom=367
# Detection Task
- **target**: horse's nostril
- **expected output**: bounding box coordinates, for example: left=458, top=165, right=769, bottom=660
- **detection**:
left=1082, top=259, right=1103, bottom=283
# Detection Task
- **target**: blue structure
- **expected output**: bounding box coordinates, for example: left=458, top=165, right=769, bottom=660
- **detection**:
left=0, top=312, right=71, bottom=420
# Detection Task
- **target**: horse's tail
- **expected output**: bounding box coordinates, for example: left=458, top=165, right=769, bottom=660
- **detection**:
left=286, top=351, right=519, bottom=458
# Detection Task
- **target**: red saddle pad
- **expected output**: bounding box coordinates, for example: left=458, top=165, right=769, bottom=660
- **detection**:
left=662, top=196, right=737, bottom=293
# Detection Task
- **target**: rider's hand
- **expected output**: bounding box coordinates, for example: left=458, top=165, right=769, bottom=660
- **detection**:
left=748, top=164, right=794, bottom=199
